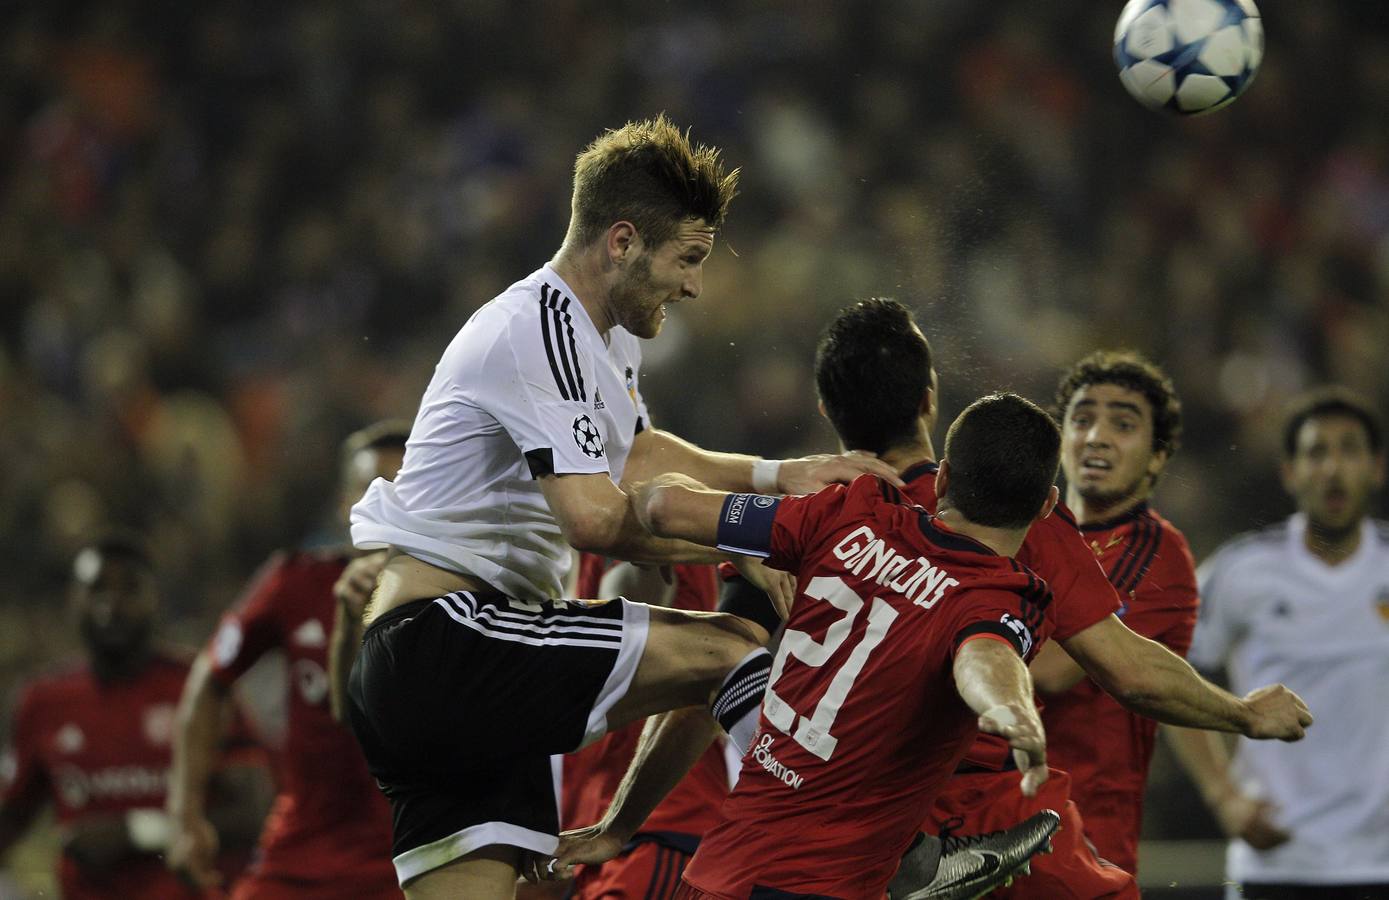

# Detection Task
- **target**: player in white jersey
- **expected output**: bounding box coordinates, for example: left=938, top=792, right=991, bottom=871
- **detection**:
left=1170, top=387, right=1389, bottom=900
left=343, top=116, right=902, bottom=900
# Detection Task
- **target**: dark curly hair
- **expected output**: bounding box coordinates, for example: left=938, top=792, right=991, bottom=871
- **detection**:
left=1055, top=350, right=1183, bottom=456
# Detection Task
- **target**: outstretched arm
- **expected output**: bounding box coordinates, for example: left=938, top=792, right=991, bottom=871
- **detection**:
left=953, top=638, right=1049, bottom=796
left=329, top=552, right=388, bottom=723
left=1060, top=615, right=1312, bottom=739
left=621, top=428, right=903, bottom=495
left=165, top=652, right=233, bottom=888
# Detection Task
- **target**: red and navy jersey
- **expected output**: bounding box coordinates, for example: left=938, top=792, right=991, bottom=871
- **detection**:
left=207, top=549, right=395, bottom=884
left=896, top=461, right=1121, bottom=770
left=562, top=556, right=733, bottom=848
left=1040, top=502, right=1198, bottom=871
left=1, top=651, right=259, bottom=899
left=684, top=475, right=1053, bottom=899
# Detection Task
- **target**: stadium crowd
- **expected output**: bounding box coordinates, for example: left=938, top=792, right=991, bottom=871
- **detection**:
left=1, top=0, right=1387, bottom=892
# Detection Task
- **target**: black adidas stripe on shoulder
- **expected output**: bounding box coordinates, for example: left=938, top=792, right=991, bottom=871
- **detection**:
left=1114, top=515, right=1163, bottom=594
left=1107, top=516, right=1158, bottom=592
left=538, top=284, right=586, bottom=401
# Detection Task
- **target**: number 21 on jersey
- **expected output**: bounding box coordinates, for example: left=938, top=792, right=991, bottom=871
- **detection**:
left=761, top=575, right=898, bottom=762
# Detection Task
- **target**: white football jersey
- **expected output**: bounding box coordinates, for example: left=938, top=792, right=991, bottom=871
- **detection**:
left=1190, top=513, right=1389, bottom=887
left=351, top=266, right=650, bottom=602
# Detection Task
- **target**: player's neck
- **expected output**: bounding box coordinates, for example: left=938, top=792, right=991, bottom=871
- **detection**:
left=933, top=505, right=1025, bottom=557
left=1303, top=515, right=1364, bottom=566
left=1065, top=486, right=1147, bottom=526
left=549, top=249, right=616, bottom=337
left=88, top=645, right=153, bottom=683
left=875, top=437, right=938, bottom=475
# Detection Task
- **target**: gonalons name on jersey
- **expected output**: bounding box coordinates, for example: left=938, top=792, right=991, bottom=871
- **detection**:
left=832, top=525, right=961, bottom=609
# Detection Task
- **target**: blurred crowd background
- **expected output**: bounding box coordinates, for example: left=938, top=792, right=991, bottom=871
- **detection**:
left=2, top=0, right=1387, bottom=887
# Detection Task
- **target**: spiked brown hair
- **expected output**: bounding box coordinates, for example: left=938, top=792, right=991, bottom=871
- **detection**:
left=568, top=115, right=739, bottom=249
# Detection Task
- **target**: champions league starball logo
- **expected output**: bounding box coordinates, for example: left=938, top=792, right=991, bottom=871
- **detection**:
left=572, top=414, right=604, bottom=459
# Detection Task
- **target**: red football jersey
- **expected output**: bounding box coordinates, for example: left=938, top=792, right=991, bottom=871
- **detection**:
left=897, top=461, right=1122, bottom=770
left=563, top=557, right=732, bottom=844
left=683, top=475, right=1053, bottom=899
left=1039, top=503, right=1198, bottom=872
left=207, top=550, right=395, bottom=885
left=1, top=651, right=258, bottom=900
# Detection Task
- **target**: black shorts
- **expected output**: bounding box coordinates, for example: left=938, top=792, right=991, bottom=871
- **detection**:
left=346, top=591, right=649, bottom=886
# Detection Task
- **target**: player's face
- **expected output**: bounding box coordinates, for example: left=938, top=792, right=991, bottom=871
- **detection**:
left=1282, top=415, right=1384, bottom=534
left=1062, top=383, right=1166, bottom=510
left=340, top=445, right=406, bottom=523
left=611, top=218, right=715, bottom=339
left=72, top=553, right=157, bottom=659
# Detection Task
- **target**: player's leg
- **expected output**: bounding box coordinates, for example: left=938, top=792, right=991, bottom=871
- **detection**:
left=602, top=604, right=769, bottom=747
left=403, top=846, right=519, bottom=900
left=230, top=870, right=404, bottom=900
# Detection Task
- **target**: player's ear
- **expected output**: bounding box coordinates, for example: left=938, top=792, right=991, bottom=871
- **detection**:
left=921, top=368, right=940, bottom=430
left=934, top=459, right=950, bottom=500
left=1146, top=447, right=1170, bottom=483
left=607, top=222, right=640, bottom=267
left=1036, top=484, right=1060, bottom=521
left=817, top=399, right=828, bottom=421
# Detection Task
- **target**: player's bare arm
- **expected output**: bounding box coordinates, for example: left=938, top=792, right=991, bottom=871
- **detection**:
left=0, top=741, right=44, bottom=859
left=540, top=470, right=729, bottom=563
left=163, top=651, right=280, bottom=889
left=1163, top=724, right=1292, bottom=850
left=1028, top=639, right=1088, bottom=694
left=328, top=550, right=388, bottom=722
left=952, top=637, right=1049, bottom=796
left=631, top=473, right=795, bottom=619
left=621, top=427, right=905, bottom=494
left=528, top=706, right=720, bottom=882
left=1058, top=614, right=1313, bottom=739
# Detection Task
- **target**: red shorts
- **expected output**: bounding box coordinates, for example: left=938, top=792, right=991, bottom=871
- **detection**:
left=570, top=840, right=693, bottom=900
left=1071, top=788, right=1142, bottom=874
left=229, top=869, right=402, bottom=900
left=926, top=768, right=1138, bottom=900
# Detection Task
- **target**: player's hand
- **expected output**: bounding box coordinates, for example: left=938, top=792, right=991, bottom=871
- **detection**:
left=523, top=825, right=626, bottom=882
left=1240, top=684, right=1313, bottom=741
left=776, top=451, right=905, bottom=494
left=731, top=556, right=796, bottom=623
left=1212, top=791, right=1292, bottom=850
left=167, top=814, right=222, bottom=888
left=978, top=704, right=1049, bottom=797
left=334, top=551, right=389, bottom=619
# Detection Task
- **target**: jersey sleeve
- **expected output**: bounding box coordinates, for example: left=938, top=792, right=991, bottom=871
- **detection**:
left=1187, top=550, right=1243, bottom=673
left=1015, top=507, right=1121, bottom=641
left=490, top=304, right=612, bottom=478
left=207, top=553, right=291, bottom=687
left=947, top=584, right=1051, bottom=663
left=1, top=685, right=50, bottom=816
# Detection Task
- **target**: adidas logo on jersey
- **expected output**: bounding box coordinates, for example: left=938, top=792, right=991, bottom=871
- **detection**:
left=593, top=390, right=605, bottom=411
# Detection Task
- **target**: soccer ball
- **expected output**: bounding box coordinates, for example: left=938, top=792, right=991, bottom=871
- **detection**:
left=1114, top=0, right=1264, bottom=115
